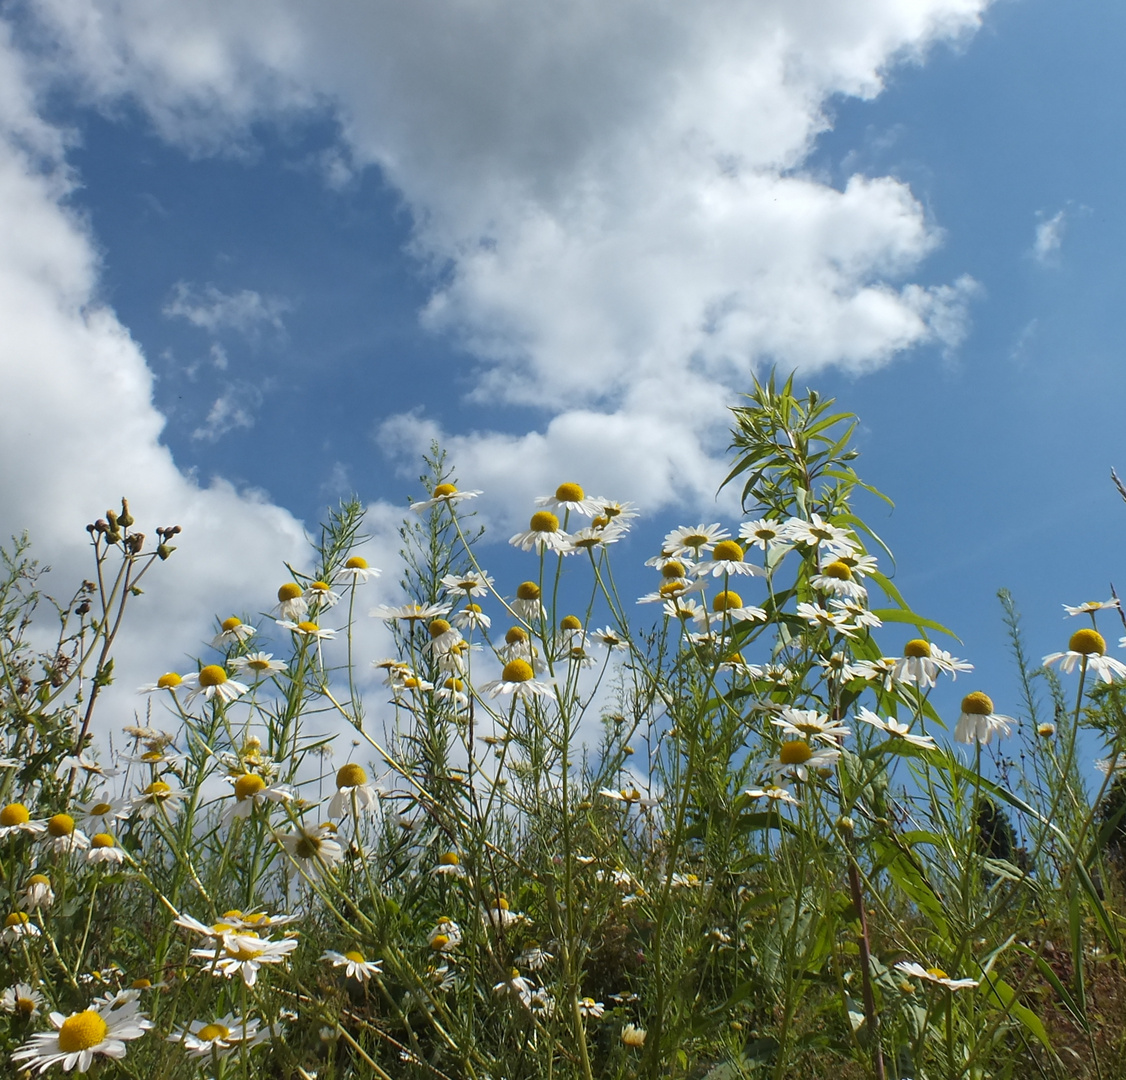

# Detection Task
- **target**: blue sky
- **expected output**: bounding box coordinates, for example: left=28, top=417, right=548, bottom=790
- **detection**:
left=1, top=0, right=1124, bottom=749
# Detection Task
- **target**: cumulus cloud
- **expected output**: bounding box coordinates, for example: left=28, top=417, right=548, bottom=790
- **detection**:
left=1032, top=209, right=1066, bottom=264
left=164, top=280, right=289, bottom=338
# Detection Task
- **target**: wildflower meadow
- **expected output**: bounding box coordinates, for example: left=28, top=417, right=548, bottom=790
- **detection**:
left=3, top=375, right=1126, bottom=1080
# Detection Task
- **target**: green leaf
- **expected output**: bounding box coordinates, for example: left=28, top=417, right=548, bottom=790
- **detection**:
left=982, top=974, right=1053, bottom=1054
left=870, top=608, right=960, bottom=640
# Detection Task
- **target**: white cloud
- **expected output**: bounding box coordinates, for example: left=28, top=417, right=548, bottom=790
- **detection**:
left=164, top=281, right=289, bottom=338
left=1032, top=209, right=1066, bottom=264
left=190, top=385, right=258, bottom=441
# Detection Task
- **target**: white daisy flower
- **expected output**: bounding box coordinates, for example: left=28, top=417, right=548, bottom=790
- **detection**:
left=436, top=678, right=469, bottom=709
left=891, top=640, right=973, bottom=688
left=167, top=1013, right=267, bottom=1059
left=275, top=620, right=337, bottom=641
left=534, top=482, right=600, bottom=516
left=578, top=996, right=605, bottom=1019
left=588, top=498, right=639, bottom=523
left=42, top=814, right=90, bottom=854
left=810, top=559, right=867, bottom=600
left=181, top=665, right=249, bottom=706
left=277, top=823, right=344, bottom=876
left=592, top=626, right=628, bottom=649
left=764, top=740, right=841, bottom=782
left=272, top=582, right=308, bottom=621
left=452, top=603, right=491, bottom=631
left=0, top=803, right=46, bottom=839
left=12, top=994, right=152, bottom=1074
left=210, top=616, right=256, bottom=651
left=783, top=513, right=858, bottom=556
left=369, top=601, right=451, bottom=623
left=663, top=523, right=730, bottom=558
left=410, top=483, right=482, bottom=512
left=694, top=539, right=764, bottom=578
left=814, top=652, right=868, bottom=684
left=509, top=511, right=570, bottom=553
left=1, top=982, right=44, bottom=1017
left=621, top=1023, right=647, bottom=1048
left=484, top=897, right=525, bottom=929
left=954, top=692, right=1014, bottom=745
left=1, top=912, right=39, bottom=943
left=857, top=708, right=937, bottom=750
left=432, top=851, right=468, bottom=877
left=441, top=569, right=494, bottom=597
left=852, top=656, right=898, bottom=689
left=895, top=961, right=978, bottom=990
left=515, top=943, right=554, bottom=970
left=478, top=659, right=554, bottom=700
left=424, top=617, right=463, bottom=656
left=565, top=524, right=627, bottom=555
left=56, top=753, right=119, bottom=781
left=229, top=652, right=288, bottom=678
left=1063, top=599, right=1119, bottom=617
left=738, top=518, right=792, bottom=551
left=86, top=834, right=125, bottom=864
left=770, top=708, right=850, bottom=744
left=598, top=787, right=658, bottom=808
left=221, top=774, right=292, bottom=825
left=795, top=602, right=861, bottom=639
left=696, top=590, right=766, bottom=626
left=132, top=780, right=188, bottom=820
left=20, top=875, right=54, bottom=910
left=191, top=932, right=299, bottom=987
left=304, top=580, right=341, bottom=610
left=327, top=763, right=379, bottom=818
left=76, top=795, right=131, bottom=834
left=428, top=919, right=462, bottom=952
left=1045, top=628, right=1126, bottom=683
left=744, top=784, right=801, bottom=807
left=322, top=949, right=383, bottom=982
left=828, top=597, right=882, bottom=630
left=336, top=555, right=380, bottom=583
left=137, top=672, right=187, bottom=695
left=638, top=575, right=706, bottom=605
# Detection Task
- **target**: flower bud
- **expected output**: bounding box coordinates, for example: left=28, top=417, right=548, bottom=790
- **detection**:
left=118, top=499, right=134, bottom=527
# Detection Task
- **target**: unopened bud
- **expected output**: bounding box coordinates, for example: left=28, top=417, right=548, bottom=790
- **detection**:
left=106, top=531, right=121, bottom=545
left=95, top=520, right=108, bottom=533
left=106, top=509, right=118, bottom=527
left=157, top=544, right=175, bottom=561
left=118, top=499, right=134, bottom=527
left=127, top=534, right=144, bottom=554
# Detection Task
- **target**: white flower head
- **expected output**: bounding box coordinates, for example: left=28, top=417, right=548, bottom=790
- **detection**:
left=167, top=1013, right=267, bottom=1059
left=181, top=665, right=249, bottom=706
left=1045, top=628, right=1126, bottom=683
left=1063, top=599, right=1119, bottom=617
left=277, top=823, right=344, bottom=877
left=322, top=949, right=383, bottom=982
left=895, top=961, right=978, bottom=991
left=663, top=523, right=730, bottom=558
left=771, top=708, right=850, bottom=744
left=694, top=538, right=764, bottom=578
left=1, top=982, right=44, bottom=1018
left=230, top=651, right=287, bottom=679
left=857, top=708, right=937, bottom=750
left=210, top=616, right=256, bottom=651
left=783, top=513, right=858, bottom=556
left=478, top=659, right=554, bottom=700
left=410, top=483, right=482, bottom=512
left=892, top=640, right=973, bottom=689
left=327, top=763, right=379, bottom=818
left=12, top=994, right=152, bottom=1074
left=509, top=510, right=570, bottom=553
left=954, top=692, right=1014, bottom=746
left=336, top=554, right=381, bottom=583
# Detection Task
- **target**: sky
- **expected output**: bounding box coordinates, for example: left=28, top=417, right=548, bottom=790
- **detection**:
left=0, top=0, right=1124, bottom=756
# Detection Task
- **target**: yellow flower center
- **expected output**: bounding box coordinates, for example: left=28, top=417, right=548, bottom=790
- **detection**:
left=47, top=814, right=75, bottom=837
left=198, top=665, right=228, bottom=687
left=221, top=616, right=242, bottom=632
left=961, top=692, right=994, bottom=716
left=247, top=657, right=272, bottom=671
left=57, top=1011, right=108, bottom=1053
left=660, top=561, right=687, bottom=579
left=428, top=619, right=451, bottom=638
left=497, top=897, right=510, bottom=910
left=560, top=615, right=582, bottom=631
left=310, top=581, right=331, bottom=593
left=336, top=763, right=367, bottom=788
left=505, top=626, right=529, bottom=645
left=28, top=874, right=50, bottom=888
left=682, top=532, right=711, bottom=550
left=296, top=621, right=320, bottom=634
left=227, top=942, right=264, bottom=962
left=345, top=556, right=369, bottom=569
left=433, top=483, right=458, bottom=498
left=1069, top=628, right=1106, bottom=655
left=444, top=678, right=464, bottom=692
left=5, top=912, right=29, bottom=927
left=15, top=994, right=36, bottom=1014
left=502, top=659, right=535, bottom=683
left=295, top=835, right=323, bottom=860
left=277, top=582, right=303, bottom=602
left=592, top=515, right=610, bottom=528
left=344, top=950, right=366, bottom=964
left=90, top=802, right=113, bottom=816
left=516, top=581, right=541, bottom=600
left=198, top=1023, right=231, bottom=1042
left=430, top=934, right=450, bottom=950
left=143, top=781, right=172, bottom=798
left=904, top=639, right=931, bottom=658
left=821, top=560, right=853, bottom=581
left=131, top=978, right=152, bottom=989
left=440, top=851, right=460, bottom=866
left=555, top=483, right=585, bottom=501
left=0, top=803, right=30, bottom=827
left=234, top=774, right=267, bottom=801
left=712, top=540, right=744, bottom=562
left=156, top=673, right=182, bottom=689
left=465, top=603, right=482, bottom=613
left=91, top=833, right=115, bottom=848
left=529, top=511, right=559, bottom=533
left=713, top=591, right=743, bottom=612
left=927, top=967, right=949, bottom=980
left=140, top=751, right=163, bottom=762
left=779, top=741, right=814, bottom=765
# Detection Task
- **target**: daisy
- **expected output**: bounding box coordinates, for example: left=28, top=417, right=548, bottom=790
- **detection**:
left=21, top=875, right=54, bottom=910
left=77, top=795, right=131, bottom=834
left=138, top=672, right=186, bottom=694
left=784, top=513, right=858, bottom=557
left=132, top=780, right=188, bottom=820
left=771, top=708, right=851, bottom=744
left=810, top=559, right=867, bottom=600
left=428, top=919, right=463, bottom=952
left=509, top=511, right=570, bottom=553
left=86, top=834, right=125, bottom=864
left=1045, top=629, right=1126, bottom=683
left=592, top=626, right=628, bottom=649
left=42, top=813, right=90, bottom=855
left=578, top=997, right=605, bottom=1019
left=12, top=994, right=152, bottom=1074
left=853, top=656, right=898, bottom=690
left=369, top=601, right=451, bottom=623
left=436, top=678, right=469, bottom=709
left=327, top=763, right=379, bottom=817
left=535, top=482, right=599, bottom=516
left=322, top=949, right=383, bottom=982
left=598, top=787, right=658, bottom=808
left=277, top=823, right=344, bottom=876
left=1, top=982, right=44, bottom=1018
left=182, top=665, right=249, bottom=706
left=954, top=692, right=1014, bottom=745
left=663, top=523, right=730, bottom=558
left=452, top=603, right=491, bottom=631
left=589, top=498, right=639, bottom=523
left=739, top=519, right=792, bottom=552
left=1064, top=599, right=1119, bottom=617
left=621, top=1024, right=647, bottom=1048
left=515, top=943, right=553, bottom=970
left=895, top=961, right=978, bottom=991
left=484, top=896, right=524, bottom=929
left=167, top=1014, right=266, bottom=1059
left=56, top=753, right=118, bottom=781
left=275, top=620, right=336, bottom=641
left=303, top=580, right=340, bottom=610
left=432, top=851, right=468, bottom=878
left=857, top=708, right=937, bottom=750
left=638, top=576, right=706, bottom=605
left=191, top=932, right=298, bottom=987
left=436, top=638, right=481, bottom=675
left=764, top=740, right=841, bottom=782
left=336, top=555, right=380, bottom=583
left=210, top=616, right=255, bottom=651
left=695, top=539, right=764, bottom=578
left=565, top=524, right=626, bottom=554
left=478, top=658, right=554, bottom=700
left=828, top=597, right=882, bottom=630
left=698, top=590, right=766, bottom=626
left=744, top=784, right=801, bottom=807
left=814, top=652, right=868, bottom=685
left=424, top=618, right=463, bottom=656
left=273, top=582, right=308, bottom=621
left=795, top=601, right=861, bottom=638
left=1, top=912, right=39, bottom=943
left=0, top=803, right=46, bottom=839
left=441, top=569, right=494, bottom=597
left=891, top=640, right=973, bottom=689
left=410, top=483, right=482, bottom=512
left=229, top=652, right=287, bottom=679
left=221, top=774, right=292, bottom=825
